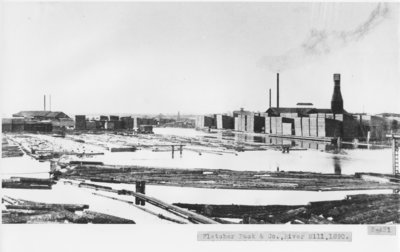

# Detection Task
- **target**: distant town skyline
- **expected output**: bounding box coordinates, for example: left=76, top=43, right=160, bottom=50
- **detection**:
left=1, top=2, right=399, bottom=117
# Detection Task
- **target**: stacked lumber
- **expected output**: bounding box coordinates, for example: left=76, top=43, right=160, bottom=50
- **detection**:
left=265, top=117, right=271, bottom=134
left=2, top=177, right=54, bottom=190
left=2, top=196, right=135, bottom=224
left=2, top=137, right=24, bottom=158
left=309, top=115, right=318, bottom=137
left=301, top=117, right=310, bottom=137
left=294, top=118, right=302, bottom=136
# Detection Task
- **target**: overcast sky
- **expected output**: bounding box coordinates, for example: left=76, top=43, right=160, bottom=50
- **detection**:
left=1, top=2, right=399, bottom=117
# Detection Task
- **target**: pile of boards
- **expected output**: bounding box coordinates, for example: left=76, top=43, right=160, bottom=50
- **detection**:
left=2, top=137, right=24, bottom=158
left=2, top=196, right=135, bottom=224
left=2, top=177, right=54, bottom=190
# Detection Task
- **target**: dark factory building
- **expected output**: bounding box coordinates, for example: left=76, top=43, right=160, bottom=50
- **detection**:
left=13, top=111, right=70, bottom=120
left=24, top=121, right=53, bottom=133
left=194, top=73, right=395, bottom=141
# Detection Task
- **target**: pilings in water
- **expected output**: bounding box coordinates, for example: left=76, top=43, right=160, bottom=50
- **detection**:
left=171, top=144, right=184, bottom=159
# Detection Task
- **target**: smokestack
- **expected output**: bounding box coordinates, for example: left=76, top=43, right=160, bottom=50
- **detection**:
left=269, top=88, right=272, bottom=108
left=49, top=95, right=51, bottom=111
left=331, top=73, right=344, bottom=113
left=44, top=95, right=46, bottom=111
left=276, top=73, right=280, bottom=108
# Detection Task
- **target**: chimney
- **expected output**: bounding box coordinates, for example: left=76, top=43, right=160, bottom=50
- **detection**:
left=269, top=88, right=272, bottom=108
left=331, top=73, right=344, bottom=113
left=44, top=95, right=46, bottom=111
left=49, top=95, right=51, bottom=111
left=277, top=73, right=280, bottom=108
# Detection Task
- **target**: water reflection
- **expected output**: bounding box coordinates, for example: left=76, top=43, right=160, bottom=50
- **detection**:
left=333, top=156, right=342, bottom=175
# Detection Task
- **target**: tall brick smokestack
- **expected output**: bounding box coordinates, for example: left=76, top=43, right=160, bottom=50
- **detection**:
left=269, top=88, right=271, bottom=108
left=331, top=73, right=344, bottom=113
left=44, top=95, right=46, bottom=111
left=277, top=73, right=279, bottom=108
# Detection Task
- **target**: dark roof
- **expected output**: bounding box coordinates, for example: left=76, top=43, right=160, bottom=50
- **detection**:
left=308, top=108, right=333, bottom=114
left=308, top=108, right=349, bottom=114
left=266, top=107, right=349, bottom=117
left=266, top=107, right=314, bottom=117
left=233, top=110, right=255, bottom=116
left=13, top=111, right=70, bottom=119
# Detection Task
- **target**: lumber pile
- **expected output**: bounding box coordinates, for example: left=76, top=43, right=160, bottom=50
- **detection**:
left=2, top=177, right=54, bottom=190
left=2, top=137, right=24, bottom=158
left=2, top=196, right=135, bottom=224
left=174, top=194, right=400, bottom=224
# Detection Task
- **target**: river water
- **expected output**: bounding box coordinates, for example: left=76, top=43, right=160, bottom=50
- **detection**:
left=1, top=128, right=395, bottom=224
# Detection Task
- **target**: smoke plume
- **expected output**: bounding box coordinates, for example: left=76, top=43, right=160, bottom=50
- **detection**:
left=258, top=3, right=390, bottom=72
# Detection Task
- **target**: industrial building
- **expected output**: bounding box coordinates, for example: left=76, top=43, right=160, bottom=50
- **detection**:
left=195, top=73, right=397, bottom=141
left=12, top=110, right=74, bottom=130
left=2, top=118, right=53, bottom=133
left=2, top=110, right=73, bottom=133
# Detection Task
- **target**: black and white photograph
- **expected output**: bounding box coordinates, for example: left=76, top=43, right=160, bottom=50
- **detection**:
left=0, top=0, right=399, bottom=251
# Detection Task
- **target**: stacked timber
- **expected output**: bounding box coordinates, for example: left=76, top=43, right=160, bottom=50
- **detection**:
left=106, top=121, right=115, bottom=130
left=121, top=117, right=134, bottom=130
left=271, top=117, right=277, bottom=134
left=110, top=147, right=137, bottom=152
left=216, top=115, right=234, bottom=130
left=2, top=177, right=54, bottom=189
left=2, top=197, right=135, bottom=224
left=75, top=115, right=86, bottom=130
left=234, top=117, right=239, bottom=131
left=246, top=114, right=254, bottom=133
left=318, top=118, right=341, bottom=138
left=2, top=138, right=24, bottom=158
left=275, top=117, right=282, bottom=135
left=2, top=145, right=24, bottom=158
left=282, top=123, right=292, bottom=135
left=95, top=120, right=105, bottom=130
left=265, top=117, right=271, bottom=134
left=309, top=115, right=318, bottom=137
left=253, top=115, right=265, bottom=133
left=11, top=118, right=25, bottom=132
left=2, top=118, right=12, bottom=132
left=196, top=116, right=215, bottom=129
left=238, top=114, right=246, bottom=131
left=301, top=117, right=310, bottom=137
left=294, top=118, right=302, bottom=136
left=86, top=121, right=96, bottom=130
